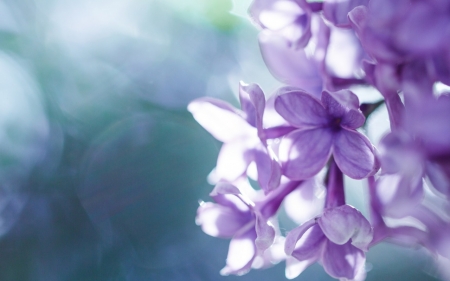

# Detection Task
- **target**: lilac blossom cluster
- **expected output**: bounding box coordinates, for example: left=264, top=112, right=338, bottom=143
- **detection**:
left=188, top=0, right=450, bottom=280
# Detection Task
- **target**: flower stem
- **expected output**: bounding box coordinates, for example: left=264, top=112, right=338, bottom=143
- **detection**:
left=324, top=159, right=345, bottom=208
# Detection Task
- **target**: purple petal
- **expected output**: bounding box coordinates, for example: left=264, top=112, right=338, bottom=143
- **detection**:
left=321, top=91, right=365, bottom=129
left=342, top=109, right=366, bottom=129
left=322, top=241, right=365, bottom=280
left=188, top=98, right=255, bottom=142
left=347, top=5, right=367, bottom=34
left=252, top=146, right=281, bottom=193
left=318, top=205, right=373, bottom=251
left=221, top=229, right=257, bottom=276
left=321, top=90, right=346, bottom=118
left=285, top=256, right=317, bottom=279
left=216, top=142, right=252, bottom=182
left=426, top=161, right=450, bottom=198
left=279, top=128, right=333, bottom=180
left=258, top=31, right=323, bottom=96
left=275, top=89, right=328, bottom=128
left=322, top=89, right=360, bottom=111
left=209, top=182, right=252, bottom=213
left=196, top=202, right=251, bottom=238
left=255, top=215, right=276, bottom=252
left=285, top=218, right=317, bottom=256
left=333, top=128, right=378, bottom=179
left=210, top=181, right=241, bottom=197
left=291, top=224, right=326, bottom=260
left=239, top=82, right=266, bottom=135
left=323, top=0, right=369, bottom=27
left=249, top=0, right=312, bottom=48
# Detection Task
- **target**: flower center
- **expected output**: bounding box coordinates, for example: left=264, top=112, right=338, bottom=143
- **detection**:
left=330, top=117, right=342, bottom=131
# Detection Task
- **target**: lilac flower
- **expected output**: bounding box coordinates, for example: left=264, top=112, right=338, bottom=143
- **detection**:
left=196, top=180, right=302, bottom=275
left=284, top=206, right=371, bottom=280
left=259, top=14, right=366, bottom=97
left=284, top=162, right=373, bottom=280
left=275, top=88, right=379, bottom=180
left=249, top=0, right=313, bottom=49
left=188, top=82, right=281, bottom=193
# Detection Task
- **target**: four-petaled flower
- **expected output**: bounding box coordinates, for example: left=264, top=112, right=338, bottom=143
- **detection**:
left=285, top=205, right=373, bottom=280
left=275, top=88, right=379, bottom=180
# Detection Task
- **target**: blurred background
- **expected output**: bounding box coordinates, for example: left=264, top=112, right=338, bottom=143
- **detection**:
left=0, top=0, right=443, bottom=280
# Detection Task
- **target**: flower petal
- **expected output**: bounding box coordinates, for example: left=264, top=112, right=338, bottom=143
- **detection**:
left=321, top=90, right=365, bottom=129
left=221, top=229, right=257, bottom=276
left=285, top=218, right=317, bottom=256
left=255, top=215, right=276, bottom=252
left=323, top=0, right=369, bottom=27
left=285, top=256, right=316, bottom=280
left=333, top=128, right=379, bottom=179
left=279, top=128, right=333, bottom=180
left=322, top=240, right=366, bottom=280
left=259, top=31, right=323, bottom=96
left=252, top=146, right=282, bottom=193
left=318, top=205, right=373, bottom=251
left=216, top=142, right=252, bottom=182
left=291, top=224, right=326, bottom=260
left=188, top=98, right=255, bottom=142
left=249, top=0, right=312, bottom=48
left=239, top=82, right=266, bottom=135
left=209, top=182, right=252, bottom=213
left=275, top=89, right=328, bottom=128
left=196, top=202, right=251, bottom=238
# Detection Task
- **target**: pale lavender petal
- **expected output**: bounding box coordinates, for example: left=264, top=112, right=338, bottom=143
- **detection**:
left=275, top=89, right=328, bottom=128
left=279, top=128, right=333, bottom=180
left=322, top=241, right=365, bottom=280
left=188, top=98, right=254, bottom=142
left=216, top=142, right=252, bottom=182
left=209, top=182, right=253, bottom=213
left=196, top=202, right=251, bottom=238
left=318, top=205, right=373, bottom=251
left=252, top=146, right=281, bottom=193
left=239, top=82, right=266, bottom=134
left=285, top=218, right=317, bottom=256
left=210, top=181, right=241, bottom=197
left=221, top=230, right=257, bottom=276
left=249, top=0, right=312, bottom=48
left=291, top=224, right=326, bottom=260
left=285, top=256, right=316, bottom=279
left=323, top=0, right=369, bottom=27
left=333, top=128, right=378, bottom=179
left=255, top=214, right=276, bottom=252
left=259, top=31, right=323, bottom=96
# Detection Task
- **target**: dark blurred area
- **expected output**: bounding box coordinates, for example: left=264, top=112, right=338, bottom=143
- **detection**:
left=0, top=0, right=443, bottom=280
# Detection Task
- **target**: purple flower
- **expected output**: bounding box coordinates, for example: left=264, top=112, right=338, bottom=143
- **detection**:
left=274, top=88, right=379, bottom=180
left=259, top=14, right=367, bottom=97
left=188, top=82, right=281, bottom=193
left=196, top=182, right=273, bottom=275
left=196, top=181, right=303, bottom=275
left=249, top=0, right=313, bottom=49
left=284, top=205, right=372, bottom=280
